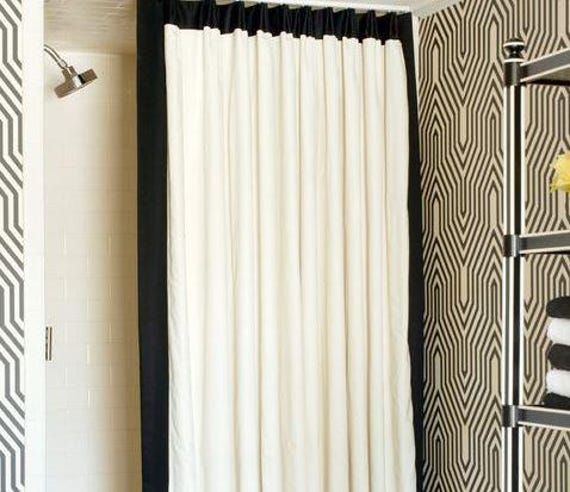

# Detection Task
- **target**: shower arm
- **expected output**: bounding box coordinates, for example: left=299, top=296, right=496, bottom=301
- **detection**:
left=43, top=44, right=69, bottom=70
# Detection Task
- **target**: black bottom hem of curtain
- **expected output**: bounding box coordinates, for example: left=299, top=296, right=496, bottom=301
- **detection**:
left=137, top=3, right=423, bottom=490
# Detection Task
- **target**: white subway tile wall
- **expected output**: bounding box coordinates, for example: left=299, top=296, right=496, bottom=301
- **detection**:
left=44, top=52, right=140, bottom=492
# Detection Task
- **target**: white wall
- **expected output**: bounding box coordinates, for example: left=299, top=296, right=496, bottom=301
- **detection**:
left=23, top=1, right=46, bottom=489
left=44, top=51, right=140, bottom=492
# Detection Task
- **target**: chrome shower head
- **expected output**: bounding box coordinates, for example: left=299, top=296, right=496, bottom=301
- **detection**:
left=53, top=66, right=98, bottom=98
left=44, top=44, right=98, bottom=98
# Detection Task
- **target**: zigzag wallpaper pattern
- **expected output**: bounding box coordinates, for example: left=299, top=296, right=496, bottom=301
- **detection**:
left=420, top=0, right=570, bottom=490
left=0, top=0, right=25, bottom=491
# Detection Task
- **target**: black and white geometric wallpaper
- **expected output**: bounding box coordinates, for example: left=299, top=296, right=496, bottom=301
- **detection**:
left=420, top=0, right=570, bottom=490
left=3, top=0, right=570, bottom=490
left=0, top=0, right=25, bottom=490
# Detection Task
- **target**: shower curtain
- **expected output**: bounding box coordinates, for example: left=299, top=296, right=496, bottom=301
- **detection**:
left=138, top=1, right=424, bottom=491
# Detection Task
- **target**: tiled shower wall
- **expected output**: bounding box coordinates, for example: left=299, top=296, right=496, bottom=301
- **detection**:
left=44, top=52, right=140, bottom=491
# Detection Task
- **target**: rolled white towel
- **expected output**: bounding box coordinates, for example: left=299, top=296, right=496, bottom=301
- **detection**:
left=546, top=369, right=570, bottom=398
left=547, top=317, right=570, bottom=345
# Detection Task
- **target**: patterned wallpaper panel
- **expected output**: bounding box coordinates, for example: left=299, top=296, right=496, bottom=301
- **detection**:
left=420, top=0, right=570, bottom=490
left=0, top=0, right=25, bottom=491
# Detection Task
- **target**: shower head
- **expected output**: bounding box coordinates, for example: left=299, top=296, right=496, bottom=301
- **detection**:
left=44, top=44, right=97, bottom=98
left=53, top=66, right=98, bottom=98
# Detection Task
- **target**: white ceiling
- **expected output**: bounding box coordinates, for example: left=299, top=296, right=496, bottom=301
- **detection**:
left=45, top=0, right=137, bottom=54
left=44, top=0, right=457, bottom=54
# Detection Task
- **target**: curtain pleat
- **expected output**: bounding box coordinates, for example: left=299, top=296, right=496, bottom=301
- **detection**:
left=320, top=35, right=350, bottom=492
left=384, top=40, right=412, bottom=491
left=165, top=24, right=416, bottom=492
left=361, top=37, right=387, bottom=490
left=230, top=31, right=260, bottom=492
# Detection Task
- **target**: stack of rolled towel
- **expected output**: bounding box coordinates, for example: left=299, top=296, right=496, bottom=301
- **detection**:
left=544, top=297, right=570, bottom=409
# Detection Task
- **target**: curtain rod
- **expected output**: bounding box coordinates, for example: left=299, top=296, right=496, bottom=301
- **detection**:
left=246, top=0, right=411, bottom=12
left=185, top=0, right=411, bottom=14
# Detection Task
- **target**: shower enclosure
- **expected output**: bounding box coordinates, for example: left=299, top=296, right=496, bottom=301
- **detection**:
left=20, top=1, right=141, bottom=490
left=43, top=49, right=140, bottom=490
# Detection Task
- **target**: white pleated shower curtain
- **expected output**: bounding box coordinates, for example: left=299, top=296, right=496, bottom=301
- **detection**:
left=165, top=22, right=415, bottom=492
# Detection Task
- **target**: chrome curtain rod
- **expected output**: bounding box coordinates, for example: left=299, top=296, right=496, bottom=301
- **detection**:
left=247, top=0, right=410, bottom=12
left=184, top=0, right=411, bottom=14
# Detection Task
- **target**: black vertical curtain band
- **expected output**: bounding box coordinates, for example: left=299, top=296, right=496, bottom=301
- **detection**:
left=138, top=0, right=169, bottom=490
left=398, top=13, right=425, bottom=492
left=165, top=0, right=402, bottom=41
left=138, top=1, right=422, bottom=490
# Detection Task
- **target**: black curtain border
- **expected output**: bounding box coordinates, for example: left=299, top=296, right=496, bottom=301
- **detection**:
left=138, top=0, right=169, bottom=490
left=397, top=14, right=425, bottom=492
left=165, top=0, right=400, bottom=41
left=137, top=2, right=423, bottom=491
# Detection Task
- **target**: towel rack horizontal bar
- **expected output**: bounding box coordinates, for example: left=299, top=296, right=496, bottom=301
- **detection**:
left=516, top=230, right=570, bottom=255
left=517, top=406, right=570, bottom=431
